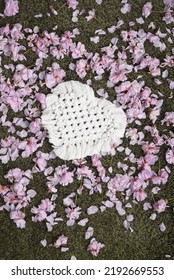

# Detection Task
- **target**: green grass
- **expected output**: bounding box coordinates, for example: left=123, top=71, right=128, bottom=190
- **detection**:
left=0, top=0, right=174, bottom=260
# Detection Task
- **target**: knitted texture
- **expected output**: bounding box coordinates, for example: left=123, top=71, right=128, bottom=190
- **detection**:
left=41, top=81, right=127, bottom=160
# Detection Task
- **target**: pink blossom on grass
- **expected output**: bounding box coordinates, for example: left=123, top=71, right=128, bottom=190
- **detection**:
left=4, top=0, right=19, bottom=17
left=45, top=63, right=66, bottom=89
left=0, top=185, right=9, bottom=195
left=162, top=112, right=174, bottom=126
left=65, top=206, right=81, bottom=226
left=76, top=166, right=92, bottom=180
left=86, top=10, right=96, bottom=21
left=45, top=69, right=65, bottom=89
left=151, top=169, right=169, bottom=185
left=67, top=0, right=78, bottom=10
left=35, top=93, right=46, bottom=109
left=53, top=235, right=68, bottom=248
left=6, top=96, right=23, bottom=113
left=138, top=164, right=153, bottom=181
left=5, top=168, right=23, bottom=182
left=166, top=149, right=174, bottom=164
left=142, top=2, right=153, bottom=18
left=143, top=202, right=152, bottom=211
left=29, top=118, right=41, bottom=134
left=19, top=137, right=38, bottom=158
left=33, top=156, right=47, bottom=172
left=71, top=42, right=86, bottom=59
left=31, top=207, right=47, bottom=222
left=153, top=199, right=167, bottom=213
left=163, top=0, right=174, bottom=7
left=10, top=210, right=26, bottom=229
left=87, top=238, right=104, bottom=257
left=55, top=165, right=74, bottom=186
left=31, top=199, right=55, bottom=222
left=107, top=174, right=130, bottom=193
left=76, top=59, right=88, bottom=78
left=133, top=187, right=147, bottom=202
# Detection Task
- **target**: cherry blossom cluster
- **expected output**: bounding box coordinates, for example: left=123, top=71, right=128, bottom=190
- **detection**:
left=0, top=168, right=36, bottom=228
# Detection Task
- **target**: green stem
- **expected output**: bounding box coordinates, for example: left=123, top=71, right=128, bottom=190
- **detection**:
left=57, top=2, right=67, bottom=13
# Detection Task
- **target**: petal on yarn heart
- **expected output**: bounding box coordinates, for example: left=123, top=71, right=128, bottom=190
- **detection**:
left=41, top=81, right=127, bottom=160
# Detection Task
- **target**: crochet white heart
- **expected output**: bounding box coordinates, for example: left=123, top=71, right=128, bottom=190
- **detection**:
left=41, top=81, right=127, bottom=160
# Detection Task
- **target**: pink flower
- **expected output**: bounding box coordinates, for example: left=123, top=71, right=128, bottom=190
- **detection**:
left=4, top=192, right=16, bottom=204
left=162, top=112, right=174, bottom=126
left=76, top=166, right=92, bottom=179
left=144, top=154, right=158, bottom=165
left=109, top=68, right=126, bottom=85
left=31, top=199, right=55, bottom=222
left=76, top=59, right=88, bottom=78
left=29, top=118, right=41, bottom=133
left=142, top=2, right=153, bottom=18
left=45, top=73, right=56, bottom=89
left=55, top=165, right=74, bottom=186
left=86, top=10, right=96, bottom=21
left=35, top=93, right=46, bottom=109
left=142, top=143, right=160, bottom=154
left=108, top=174, right=130, bottom=193
left=87, top=238, right=104, bottom=257
left=133, top=189, right=147, bottom=201
left=19, top=137, right=38, bottom=158
left=143, top=202, right=152, bottom=211
left=153, top=199, right=167, bottom=213
left=53, top=235, right=68, bottom=248
left=163, top=0, right=174, bottom=7
left=138, top=164, right=153, bottom=181
left=5, top=168, right=22, bottom=182
left=39, top=198, right=55, bottom=212
left=65, top=206, right=81, bottom=220
left=0, top=36, right=8, bottom=51
left=151, top=169, right=169, bottom=185
left=34, top=157, right=47, bottom=172
left=10, top=210, right=26, bottom=228
left=45, top=64, right=66, bottom=88
left=31, top=207, right=47, bottom=222
left=4, top=0, right=19, bottom=17
left=6, top=96, right=23, bottom=112
left=0, top=185, right=9, bottom=195
left=67, top=0, right=78, bottom=10
left=166, top=149, right=174, bottom=164
left=71, top=42, right=86, bottom=59
left=133, top=186, right=147, bottom=202
left=90, top=53, right=104, bottom=76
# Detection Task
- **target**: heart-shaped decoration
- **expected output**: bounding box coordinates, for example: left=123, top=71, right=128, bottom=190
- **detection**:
left=41, top=81, right=127, bottom=160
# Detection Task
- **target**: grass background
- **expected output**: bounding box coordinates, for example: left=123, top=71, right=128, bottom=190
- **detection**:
left=0, top=0, right=174, bottom=260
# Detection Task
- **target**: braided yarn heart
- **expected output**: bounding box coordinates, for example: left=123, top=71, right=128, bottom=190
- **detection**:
left=41, top=81, right=127, bottom=160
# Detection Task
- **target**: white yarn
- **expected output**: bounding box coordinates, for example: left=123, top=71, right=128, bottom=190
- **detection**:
left=41, top=81, right=127, bottom=160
